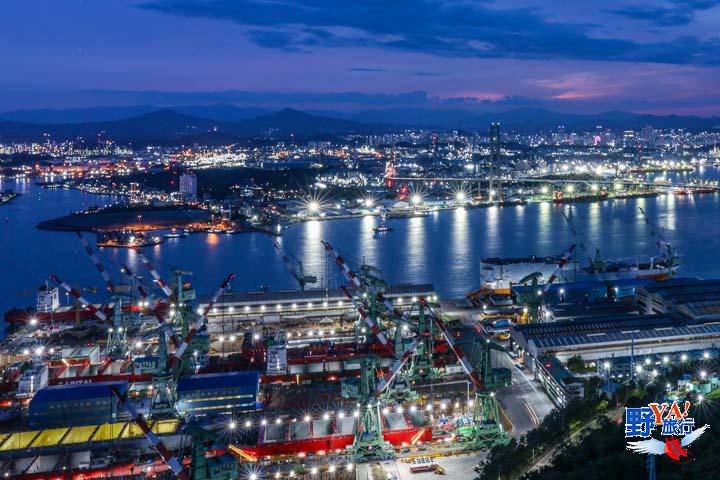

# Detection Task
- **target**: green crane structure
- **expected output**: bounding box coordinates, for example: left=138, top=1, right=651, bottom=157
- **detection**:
left=341, top=355, right=397, bottom=462
left=112, top=389, right=239, bottom=480
left=323, top=240, right=512, bottom=452
left=515, top=244, right=575, bottom=323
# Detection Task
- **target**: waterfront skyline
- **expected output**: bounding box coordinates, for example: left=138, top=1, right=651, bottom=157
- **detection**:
left=3, top=0, right=720, bottom=115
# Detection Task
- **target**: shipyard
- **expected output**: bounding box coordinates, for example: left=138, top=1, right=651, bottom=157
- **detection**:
left=5, top=3, right=720, bottom=477
left=4, top=125, right=720, bottom=480
left=1, top=194, right=720, bottom=480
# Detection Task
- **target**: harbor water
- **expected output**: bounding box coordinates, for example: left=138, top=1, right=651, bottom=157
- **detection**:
left=3, top=174, right=720, bottom=337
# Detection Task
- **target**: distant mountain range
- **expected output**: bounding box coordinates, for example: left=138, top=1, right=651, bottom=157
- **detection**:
left=0, top=108, right=386, bottom=146
left=1, top=104, right=719, bottom=146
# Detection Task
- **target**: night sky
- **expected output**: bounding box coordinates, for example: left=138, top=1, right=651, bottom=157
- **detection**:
left=3, top=0, right=720, bottom=114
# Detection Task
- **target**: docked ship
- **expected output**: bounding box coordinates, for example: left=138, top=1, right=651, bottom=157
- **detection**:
left=477, top=208, right=680, bottom=294
left=96, top=230, right=163, bottom=248
left=4, top=284, right=142, bottom=325
left=480, top=250, right=679, bottom=293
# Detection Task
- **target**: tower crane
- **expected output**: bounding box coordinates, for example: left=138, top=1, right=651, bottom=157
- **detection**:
left=274, top=241, right=317, bottom=290
left=138, top=266, right=235, bottom=418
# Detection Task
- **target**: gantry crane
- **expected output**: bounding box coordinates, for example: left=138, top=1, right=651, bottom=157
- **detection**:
left=324, top=239, right=511, bottom=454
left=131, top=249, right=235, bottom=418
left=274, top=241, right=317, bottom=290
left=111, top=388, right=239, bottom=480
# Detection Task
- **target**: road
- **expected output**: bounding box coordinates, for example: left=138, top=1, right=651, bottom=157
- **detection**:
left=448, top=310, right=555, bottom=438
left=495, top=354, right=554, bottom=437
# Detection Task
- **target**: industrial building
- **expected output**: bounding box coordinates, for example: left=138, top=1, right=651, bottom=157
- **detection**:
left=201, top=284, right=436, bottom=332
left=28, top=381, right=129, bottom=428
left=534, top=356, right=584, bottom=406
left=513, top=279, right=720, bottom=364
left=636, top=278, right=720, bottom=320
left=512, top=314, right=720, bottom=362
left=176, top=371, right=260, bottom=417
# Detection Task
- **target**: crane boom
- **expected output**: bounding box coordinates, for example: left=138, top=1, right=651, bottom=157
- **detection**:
left=543, top=244, right=576, bottom=293
left=49, top=274, right=108, bottom=323
left=340, top=286, right=392, bottom=351
left=111, top=387, right=187, bottom=480
left=274, top=242, right=316, bottom=290
left=170, top=273, right=235, bottom=365
left=135, top=249, right=175, bottom=299
left=373, top=337, right=420, bottom=397
left=638, top=207, right=672, bottom=254
left=121, top=264, right=148, bottom=299
left=322, top=240, right=409, bottom=322
left=561, top=210, right=595, bottom=265
left=77, top=231, right=115, bottom=292
left=421, top=299, right=484, bottom=391
left=274, top=241, right=303, bottom=288
left=322, top=241, right=392, bottom=352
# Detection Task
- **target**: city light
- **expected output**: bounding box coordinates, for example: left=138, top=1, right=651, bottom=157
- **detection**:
left=411, top=194, right=422, bottom=205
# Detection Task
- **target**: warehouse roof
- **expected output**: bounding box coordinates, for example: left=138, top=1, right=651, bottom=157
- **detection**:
left=211, top=284, right=436, bottom=305
left=32, top=381, right=128, bottom=403
left=516, top=315, right=720, bottom=350
left=177, top=371, right=260, bottom=392
left=639, top=278, right=720, bottom=299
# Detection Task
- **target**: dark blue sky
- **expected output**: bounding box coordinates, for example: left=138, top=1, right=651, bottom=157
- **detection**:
left=2, top=0, right=720, bottom=114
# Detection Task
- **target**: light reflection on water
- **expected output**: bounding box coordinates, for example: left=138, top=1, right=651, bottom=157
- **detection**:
left=4, top=177, right=720, bottom=338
